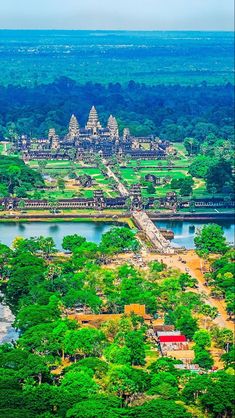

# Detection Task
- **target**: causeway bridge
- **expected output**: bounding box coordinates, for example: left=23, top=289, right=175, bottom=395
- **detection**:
left=132, top=211, right=174, bottom=254
left=103, top=160, right=174, bottom=254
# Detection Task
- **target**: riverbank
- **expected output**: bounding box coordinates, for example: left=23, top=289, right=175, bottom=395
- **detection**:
left=0, top=209, right=233, bottom=222
left=0, top=209, right=135, bottom=225
left=149, top=211, right=235, bottom=221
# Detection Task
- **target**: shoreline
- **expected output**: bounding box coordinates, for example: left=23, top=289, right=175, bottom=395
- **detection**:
left=0, top=214, right=135, bottom=229
left=0, top=210, right=233, bottom=223
left=149, top=212, right=235, bottom=221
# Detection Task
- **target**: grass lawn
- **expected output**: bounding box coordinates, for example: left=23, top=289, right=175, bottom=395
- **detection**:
left=119, top=165, right=212, bottom=199
left=35, top=166, right=119, bottom=199
left=126, top=157, right=190, bottom=168
left=29, top=160, right=73, bottom=168
left=145, top=343, right=159, bottom=367
left=172, top=142, right=188, bottom=156
left=29, top=190, right=79, bottom=200
left=27, top=157, right=210, bottom=200
left=75, top=168, right=118, bottom=197
left=121, top=167, right=188, bottom=180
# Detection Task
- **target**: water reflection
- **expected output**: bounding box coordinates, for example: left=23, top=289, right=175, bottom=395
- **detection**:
left=49, top=224, right=59, bottom=232
left=0, top=221, right=114, bottom=250
left=189, top=225, right=195, bottom=234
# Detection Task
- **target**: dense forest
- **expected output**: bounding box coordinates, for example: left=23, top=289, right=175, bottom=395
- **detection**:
left=0, top=156, right=44, bottom=197
left=0, top=79, right=234, bottom=141
left=0, top=226, right=234, bottom=417
left=0, top=31, right=233, bottom=86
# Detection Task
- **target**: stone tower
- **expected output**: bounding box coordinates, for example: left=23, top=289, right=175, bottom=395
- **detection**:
left=93, top=190, right=105, bottom=210
left=86, top=106, right=102, bottom=134
left=123, top=128, right=130, bottom=140
left=48, top=128, right=60, bottom=150
left=107, top=115, right=119, bottom=138
left=68, top=114, right=79, bottom=139
left=48, top=128, right=56, bottom=141
left=130, top=184, right=142, bottom=210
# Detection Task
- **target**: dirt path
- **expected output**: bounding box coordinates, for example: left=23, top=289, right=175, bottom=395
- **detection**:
left=194, top=179, right=205, bottom=190
left=147, top=250, right=234, bottom=331
left=107, top=249, right=234, bottom=331
left=103, top=159, right=129, bottom=197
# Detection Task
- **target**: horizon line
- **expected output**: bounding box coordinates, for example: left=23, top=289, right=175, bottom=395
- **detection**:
left=0, top=27, right=234, bottom=32
left=0, top=28, right=233, bottom=32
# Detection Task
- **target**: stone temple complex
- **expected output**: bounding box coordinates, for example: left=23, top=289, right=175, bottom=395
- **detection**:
left=16, top=106, right=169, bottom=160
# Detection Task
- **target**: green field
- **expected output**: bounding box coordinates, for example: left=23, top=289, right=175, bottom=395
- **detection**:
left=120, top=165, right=191, bottom=197
left=125, top=158, right=190, bottom=168
left=29, top=164, right=119, bottom=199
left=2, top=147, right=218, bottom=201
left=27, top=154, right=213, bottom=200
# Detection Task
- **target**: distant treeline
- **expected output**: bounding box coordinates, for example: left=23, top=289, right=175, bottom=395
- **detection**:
left=0, top=78, right=234, bottom=141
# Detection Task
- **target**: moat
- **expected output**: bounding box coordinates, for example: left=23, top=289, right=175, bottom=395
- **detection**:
left=0, top=219, right=234, bottom=250
left=0, top=221, right=113, bottom=250
left=156, top=220, right=235, bottom=249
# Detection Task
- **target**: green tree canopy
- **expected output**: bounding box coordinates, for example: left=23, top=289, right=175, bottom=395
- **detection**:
left=100, top=227, right=140, bottom=254
left=194, top=224, right=228, bottom=255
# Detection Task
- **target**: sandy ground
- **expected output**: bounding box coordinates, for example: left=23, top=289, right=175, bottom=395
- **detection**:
left=108, top=249, right=234, bottom=332
left=156, top=250, right=234, bottom=331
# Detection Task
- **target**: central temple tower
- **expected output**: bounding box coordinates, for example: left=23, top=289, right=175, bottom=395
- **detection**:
left=86, top=106, right=102, bottom=134
left=68, top=114, right=79, bottom=139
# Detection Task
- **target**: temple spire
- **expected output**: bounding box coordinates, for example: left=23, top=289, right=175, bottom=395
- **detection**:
left=86, top=106, right=102, bottom=133
left=68, top=114, right=79, bottom=139
left=123, top=128, right=130, bottom=140
left=107, top=115, right=119, bottom=138
left=48, top=128, right=60, bottom=150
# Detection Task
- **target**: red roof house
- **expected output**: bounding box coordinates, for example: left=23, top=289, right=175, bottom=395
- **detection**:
left=159, top=335, right=187, bottom=343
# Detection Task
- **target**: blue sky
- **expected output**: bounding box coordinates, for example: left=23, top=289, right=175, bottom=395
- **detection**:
left=0, top=0, right=234, bottom=30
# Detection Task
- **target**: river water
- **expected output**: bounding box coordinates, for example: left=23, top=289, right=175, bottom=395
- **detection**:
left=155, top=220, right=235, bottom=249
left=0, top=219, right=234, bottom=343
